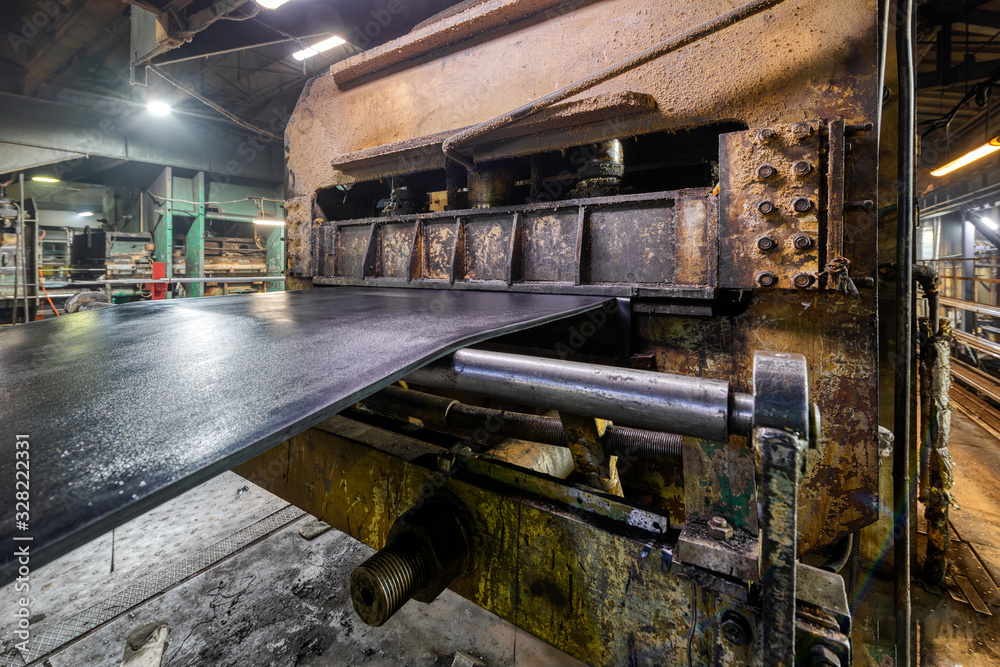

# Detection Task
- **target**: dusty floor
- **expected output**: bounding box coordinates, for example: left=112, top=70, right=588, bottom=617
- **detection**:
left=0, top=473, right=581, bottom=667
left=6, top=408, right=1000, bottom=665
left=852, top=408, right=1000, bottom=667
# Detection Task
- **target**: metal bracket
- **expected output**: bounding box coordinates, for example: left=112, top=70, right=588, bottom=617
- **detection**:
left=559, top=413, right=623, bottom=496
left=754, top=351, right=811, bottom=667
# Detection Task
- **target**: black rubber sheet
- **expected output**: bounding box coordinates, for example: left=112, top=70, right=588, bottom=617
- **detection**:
left=0, top=287, right=610, bottom=583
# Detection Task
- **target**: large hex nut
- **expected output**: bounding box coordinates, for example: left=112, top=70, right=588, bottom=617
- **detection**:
left=708, top=516, right=734, bottom=541
left=385, top=496, right=472, bottom=602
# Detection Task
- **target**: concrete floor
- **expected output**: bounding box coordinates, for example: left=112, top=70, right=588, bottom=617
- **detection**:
left=0, top=473, right=581, bottom=667
left=850, top=409, right=1000, bottom=667
left=7, top=407, right=1000, bottom=666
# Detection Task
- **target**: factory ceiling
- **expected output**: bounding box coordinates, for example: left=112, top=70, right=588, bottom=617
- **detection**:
left=0, top=0, right=463, bottom=187
left=2, top=0, right=1000, bottom=187
left=918, top=1, right=1000, bottom=156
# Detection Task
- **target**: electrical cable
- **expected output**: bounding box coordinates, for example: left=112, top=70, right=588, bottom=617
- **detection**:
left=919, top=66, right=1000, bottom=138
left=249, top=17, right=361, bottom=61
left=148, top=65, right=283, bottom=142
left=143, top=191, right=282, bottom=207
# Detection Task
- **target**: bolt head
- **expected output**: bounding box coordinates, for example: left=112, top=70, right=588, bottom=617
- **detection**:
left=757, top=236, right=776, bottom=251
left=757, top=200, right=775, bottom=215
left=792, top=197, right=813, bottom=213
left=756, top=128, right=775, bottom=143
left=793, top=235, right=814, bottom=250
left=792, top=160, right=813, bottom=175
left=708, top=516, right=734, bottom=540
left=720, top=612, right=752, bottom=646
left=756, top=164, right=775, bottom=179
left=793, top=273, right=815, bottom=288
left=757, top=272, right=777, bottom=287
left=791, top=122, right=813, bottom=139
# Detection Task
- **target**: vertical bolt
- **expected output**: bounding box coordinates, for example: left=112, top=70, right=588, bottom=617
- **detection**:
left=757, top=200, right=775, bottom=215
left=757, top=164, right=776, bottom=179
left=708, top=516, right=734, bottom=540
left=757, top=272, right=777, bottom=287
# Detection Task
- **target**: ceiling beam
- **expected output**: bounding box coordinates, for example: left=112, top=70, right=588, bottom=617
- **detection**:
left=0, top=92, right=282, bottom=184
left=924, top=7, right=1000, bottom=30
left=917, top=58, right=1000, bottom=90
left=26, top=0, right=99, bottom=71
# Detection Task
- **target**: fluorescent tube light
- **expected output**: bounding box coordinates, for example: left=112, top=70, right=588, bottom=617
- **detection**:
left=931, top=137, right=1000, bottom=176
left=292, top=36, right=346, bottom=61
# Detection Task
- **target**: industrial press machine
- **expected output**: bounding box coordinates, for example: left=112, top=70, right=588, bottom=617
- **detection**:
left=230, top=0, right=894, bottom=665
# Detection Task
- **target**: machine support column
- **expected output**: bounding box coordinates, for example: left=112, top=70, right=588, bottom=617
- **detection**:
left=895, top=0, right=916, bottom=662
left=265, top=224, right=284, bottom=292
left=962, top=218, right=976, bottom=333
left=150, top=166, right=173, bottom=297
left=758, top=427, right=806, bottom=667
left=185, top=171, right=205, bottom=297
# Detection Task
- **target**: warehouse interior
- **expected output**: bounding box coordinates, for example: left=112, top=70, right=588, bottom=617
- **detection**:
left=7, top=1, right=1000, bottom=666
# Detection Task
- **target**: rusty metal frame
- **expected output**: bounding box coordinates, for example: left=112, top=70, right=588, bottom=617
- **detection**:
left=304, top=189, right=717, bottom=298
left=235, top=414, right=849, bottom=666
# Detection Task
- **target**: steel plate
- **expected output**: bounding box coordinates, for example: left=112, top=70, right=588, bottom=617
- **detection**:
left=0, top=287, right=610, bottom=583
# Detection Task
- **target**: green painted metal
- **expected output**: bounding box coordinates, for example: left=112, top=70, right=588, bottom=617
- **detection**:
left=149, top=167, right=173, bottom=297
left=185, top=172, right=205, bottom=297
left=681, top=435, right=758, bottom=532
left=265, top=225, right=284, bottom=292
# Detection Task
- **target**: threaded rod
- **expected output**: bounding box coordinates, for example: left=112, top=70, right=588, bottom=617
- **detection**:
left=350, top=541, right=429, bottom=627
left=605, top=426, right=683, bottom=465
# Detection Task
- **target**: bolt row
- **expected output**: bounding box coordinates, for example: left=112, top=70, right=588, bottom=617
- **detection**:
left=757, top=271, right=815, bottom=289
left=757, top=235, right=813, bottom=252
left=756, top=160, right=812, bottom=180
left=757, top=197, right=813, bottom=215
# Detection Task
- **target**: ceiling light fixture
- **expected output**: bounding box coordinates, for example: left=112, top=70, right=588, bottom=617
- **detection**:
left=931, top=137, right=1000, bottom=177
left=148, top=100, right=172, bottom=116
left=256, top=0, right=291, bottom=8
left=980, top=216, right=999, bottom=231
left=78, top=211, right=94, bottom=217
left=291, top=35, right=346, bottom=61
left=31, top=176, right=60, bottom=183
left=253, top=218, right=285, bottom=226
